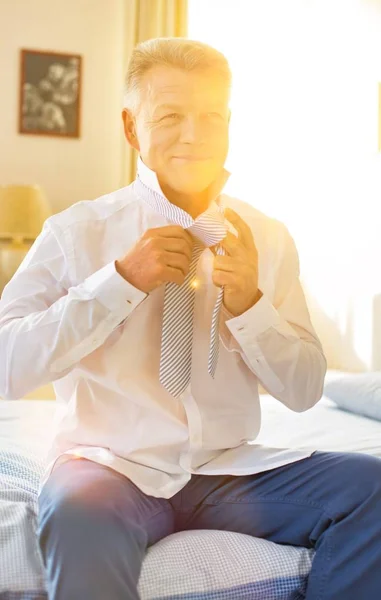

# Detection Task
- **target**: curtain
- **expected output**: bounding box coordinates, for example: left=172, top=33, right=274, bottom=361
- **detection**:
left=121, top=0, right=188, bottom=186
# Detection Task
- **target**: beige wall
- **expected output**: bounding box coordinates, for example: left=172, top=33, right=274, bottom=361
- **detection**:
left=0, top=0, right=126, bottom=214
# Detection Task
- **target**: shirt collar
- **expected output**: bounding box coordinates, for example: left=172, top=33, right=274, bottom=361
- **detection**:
left=136, top=157, right=230, bottom=217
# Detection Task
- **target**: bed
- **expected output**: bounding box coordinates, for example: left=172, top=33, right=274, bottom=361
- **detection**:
left=1, top=383, right=381, bottom=600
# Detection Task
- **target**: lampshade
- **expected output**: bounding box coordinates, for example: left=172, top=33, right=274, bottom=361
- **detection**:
left=0, top=184, right=51, bottom=241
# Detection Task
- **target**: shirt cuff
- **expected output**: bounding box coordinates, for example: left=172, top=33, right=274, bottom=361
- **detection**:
left=225, top=293, right=281, bottom=348
left=84, top=261, right=147, bottom=315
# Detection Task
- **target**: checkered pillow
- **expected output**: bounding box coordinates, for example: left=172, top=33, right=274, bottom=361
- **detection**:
left=0, top=446, right=46, bottom=599
left=139, top=529, right=314, bottom=599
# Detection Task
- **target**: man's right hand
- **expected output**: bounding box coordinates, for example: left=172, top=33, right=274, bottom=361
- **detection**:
left=115, top=226, right=194, bottom=293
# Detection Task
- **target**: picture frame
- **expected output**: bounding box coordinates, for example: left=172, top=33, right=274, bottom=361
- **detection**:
left=19, top=49, right=82, bottom=138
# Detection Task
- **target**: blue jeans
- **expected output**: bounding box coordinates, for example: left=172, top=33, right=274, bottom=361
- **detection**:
left=38, top=451, right=381, bottom=599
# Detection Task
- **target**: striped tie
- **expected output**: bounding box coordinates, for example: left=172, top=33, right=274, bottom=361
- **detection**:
left=133, top=177, right=227, bottom=397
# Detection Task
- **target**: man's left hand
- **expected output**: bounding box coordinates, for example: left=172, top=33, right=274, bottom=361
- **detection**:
left=212, top=208, right=262, bottom=317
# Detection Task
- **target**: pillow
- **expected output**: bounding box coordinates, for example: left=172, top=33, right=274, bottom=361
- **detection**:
left=324, top=372, right=381, bottom=421
left=0, top=448, right=47, bottom=600
left=139, top=529, right=314, bottom=600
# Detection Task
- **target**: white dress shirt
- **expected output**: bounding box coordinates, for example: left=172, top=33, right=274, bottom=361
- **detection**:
left=0, top=160, right=327, bottom=498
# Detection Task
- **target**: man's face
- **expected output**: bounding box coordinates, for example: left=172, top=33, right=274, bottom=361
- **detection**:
left=123, top=66, right=230, bottom=195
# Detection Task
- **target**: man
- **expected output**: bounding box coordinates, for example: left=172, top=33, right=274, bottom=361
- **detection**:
left=0, top=38, right=380, bottom=600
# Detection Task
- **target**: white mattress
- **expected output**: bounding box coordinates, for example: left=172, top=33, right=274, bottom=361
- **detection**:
left=257, top=395, right=381, bottom=458
left=1, top=392, right=381, bottom=460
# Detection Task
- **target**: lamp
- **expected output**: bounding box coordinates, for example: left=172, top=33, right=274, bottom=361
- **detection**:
left=0, top=184, right=51, bottom=293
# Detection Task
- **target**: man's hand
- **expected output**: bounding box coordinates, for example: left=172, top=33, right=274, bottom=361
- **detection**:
left=212, top=208, right=262, bottom=316
left=116, top=226, right=194, bottom=293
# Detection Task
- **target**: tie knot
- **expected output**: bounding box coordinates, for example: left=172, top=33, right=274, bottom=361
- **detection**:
left=189, top=210, right=227, bottom=248
left=133, top=177, right=227, bottom=247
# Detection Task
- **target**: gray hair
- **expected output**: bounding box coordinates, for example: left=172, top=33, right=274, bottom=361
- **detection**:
left=123, top=37, right=232, bottom=113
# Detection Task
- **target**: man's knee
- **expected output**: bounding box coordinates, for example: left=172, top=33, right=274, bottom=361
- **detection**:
left=37, top=463, right=147, bottom=600
left=39, top=485, right=116, bottom=529
left=38, top=462, right=146, bottom=550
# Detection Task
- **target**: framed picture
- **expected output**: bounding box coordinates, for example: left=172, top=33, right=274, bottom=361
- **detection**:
left=19, top=49, right=82, bottom=138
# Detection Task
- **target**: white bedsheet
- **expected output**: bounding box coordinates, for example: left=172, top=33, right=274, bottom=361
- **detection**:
left=257, top=395, right=381, bottom=458
left=0, top=400, right=56, bottom=458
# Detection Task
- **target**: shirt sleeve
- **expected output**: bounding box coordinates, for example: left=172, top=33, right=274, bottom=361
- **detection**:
left=0, top=220, right=146, bottom=400
left=220, top=224, right=327, bottom=412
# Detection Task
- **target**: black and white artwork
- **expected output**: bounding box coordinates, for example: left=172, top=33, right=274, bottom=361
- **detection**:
left=19, top=49, right=82, bottom=138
